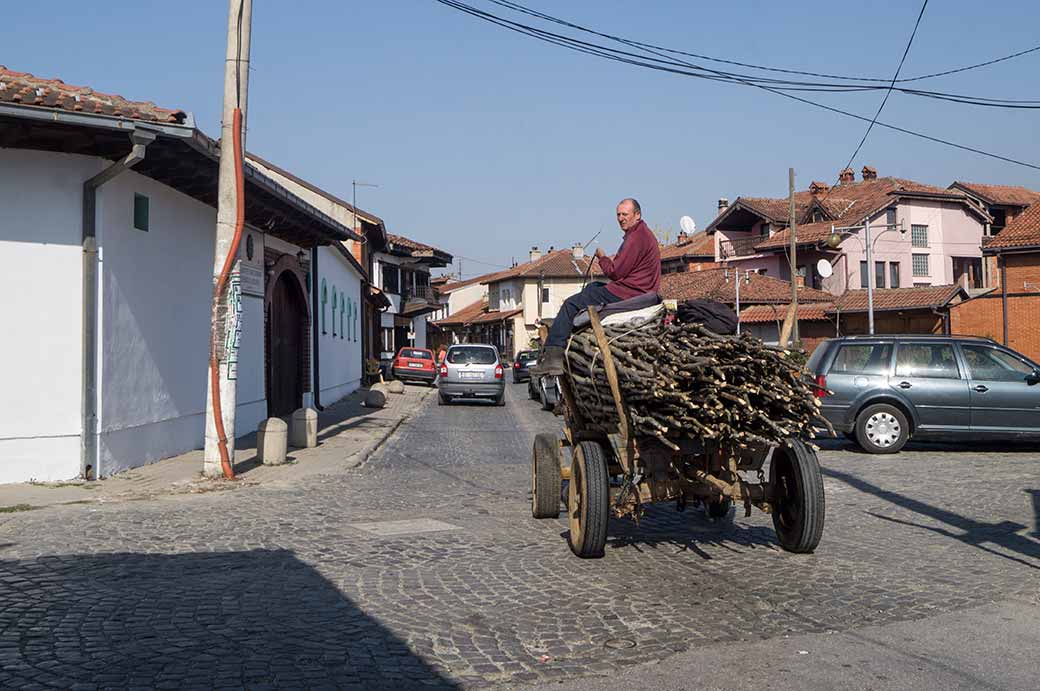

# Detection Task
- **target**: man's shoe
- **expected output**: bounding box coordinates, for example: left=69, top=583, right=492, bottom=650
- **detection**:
left=530, top=346, right=566, bottom=376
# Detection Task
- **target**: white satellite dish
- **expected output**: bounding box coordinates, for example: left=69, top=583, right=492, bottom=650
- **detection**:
left=679, top=215, right=696, bottom=235
left=816, top=258, right=834, bottom=279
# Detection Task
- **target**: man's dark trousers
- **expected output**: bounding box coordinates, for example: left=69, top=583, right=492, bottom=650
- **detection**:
left=545, top=282, right=622, bottom=349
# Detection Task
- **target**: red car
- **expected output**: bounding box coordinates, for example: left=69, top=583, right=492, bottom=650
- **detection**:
left=391, top=347, right=437, bottom=385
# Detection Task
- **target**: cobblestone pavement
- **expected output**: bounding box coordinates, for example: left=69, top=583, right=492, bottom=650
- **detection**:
left=1, top=378, right=1038, bottom=689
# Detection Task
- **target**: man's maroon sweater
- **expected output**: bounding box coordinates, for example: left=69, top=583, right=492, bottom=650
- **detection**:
left=597, top=220, right=662, bottom=300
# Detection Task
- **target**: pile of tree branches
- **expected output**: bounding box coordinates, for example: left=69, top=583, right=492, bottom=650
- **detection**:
left=564, top=317, right=831, bottom=449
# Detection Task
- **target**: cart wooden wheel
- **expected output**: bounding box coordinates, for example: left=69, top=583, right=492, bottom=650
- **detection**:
left=770, top=438, right=825, bottom=553
left=567, top=440, right=609, bottom=558
left=531, top=433, right=562, bottom=519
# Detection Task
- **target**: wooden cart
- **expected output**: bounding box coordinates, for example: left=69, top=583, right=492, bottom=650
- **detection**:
left=531, top=309, right=825, bottom=558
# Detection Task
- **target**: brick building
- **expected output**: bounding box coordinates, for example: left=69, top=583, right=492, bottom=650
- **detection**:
left=949, top=202, right=1040, bottom=361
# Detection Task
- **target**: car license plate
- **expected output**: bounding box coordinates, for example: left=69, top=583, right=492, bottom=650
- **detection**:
left=408, top=362, right=423, bottom=368
left=461, top=371, right=482, bottom=380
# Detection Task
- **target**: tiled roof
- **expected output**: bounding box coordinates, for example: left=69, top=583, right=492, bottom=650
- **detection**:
left=753, top=220, right=838, bottom=251
left=660, top=231, right=715, bottom=261
left=486, top=248, right=603, bottom=283
left=950, top=182, right=1040, bottom=208
left=740, top=303, right=832, bottom=323
left=0, top=65, right=187, bottom=124
left=985, top=202, right=1040, bottom=251
left=711, top=177, right=972, bottom=245
left=659, top=269, right=832, bottom=305
left=432, top=299, right=521, bottom=326
left=438, top=268, right=515, bottom=293
left=831, top=284, right=965, bottom=313
left=385, top=233, right=452, bottom=260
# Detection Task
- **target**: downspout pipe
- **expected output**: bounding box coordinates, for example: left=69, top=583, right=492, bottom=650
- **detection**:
left=81, top=129, right=156, bottom=480
left=311, top=246, right=323, bottom=411
left=1000, top=253, right=1009, bottom=346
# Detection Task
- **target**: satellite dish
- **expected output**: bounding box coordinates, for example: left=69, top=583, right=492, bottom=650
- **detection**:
left=679, top=216, right=696, bottom=234
left=816, top=258, right=834, bottom=279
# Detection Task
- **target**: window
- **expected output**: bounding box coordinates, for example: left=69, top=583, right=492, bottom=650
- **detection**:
left=381, top=264, right=400, bottom=294
left=133, top=193, right=149, bottom=232
left=911, top=224, right=929, bottom=248
left=886, top=207, right=897, bottom=227
left=760, top=223, right=770, bottom=236
left=399, top=348, right=433, bottom=360
left=381, top=327, right=394, bottom=353
left=890, top=262, right=901, bottom=289
left=961, top=345, right=1034, bottom=382
left=875, top=261, right=886, bottom=289
left=331, top=290, right=338, bottom=337
left=489, top=286, right=500, bottom=310
left=912, top=253, right=929, bottom=277
left=446, top=346, right=497, bottom=365
left=541, top=287, right=550, bottom=303
left=895, top=343, right=959, bottom=379
left=320, top=280, right=328, bottom=334
left=991, top=208, right=1007, bottom=233
left=829, top=344, right=893, bottom=376
left=860, top=261, right=869, bottom=288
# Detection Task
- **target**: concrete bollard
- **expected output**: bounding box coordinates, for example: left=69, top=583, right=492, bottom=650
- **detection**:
left=386, top=380, right=406, bottom=394
left=257, top=417, right=288, bottom=465
left=364, top=388, right=387, bottom=408
left=289, top=407, right=318, bottom=449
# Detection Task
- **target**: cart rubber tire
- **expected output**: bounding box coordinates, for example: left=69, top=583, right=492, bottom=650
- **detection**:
left=540, top=381, right=558, bottom=411
left=770, top=438, right=825, bottom=553
left=531, top=433, right=562, bottom=519
left=854, top=403, right=909, bottom=454
left=528, top=380, right=539, bottom=400
left=706, top=498, right=732, bottom=519
left=567, top=440, right=610, bottom=558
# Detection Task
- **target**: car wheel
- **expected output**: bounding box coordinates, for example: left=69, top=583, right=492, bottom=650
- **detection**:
left=495, top=393, right=506, bottom=407
left=528, top=380, right=539, bottom=400
left=438, top=394, right=448, bottom=406
left=855, top=403, right=909, bottom=454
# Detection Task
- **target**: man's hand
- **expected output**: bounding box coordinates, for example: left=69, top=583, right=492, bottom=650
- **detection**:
left=594, top=247, right=605, bottom=259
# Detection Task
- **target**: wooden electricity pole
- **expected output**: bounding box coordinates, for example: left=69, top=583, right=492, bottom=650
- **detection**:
left=204, top=0, right=253, bottom=477
left=779, top=168, right=799, bottom=347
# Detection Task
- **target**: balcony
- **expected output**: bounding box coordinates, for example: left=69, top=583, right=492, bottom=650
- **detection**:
left=718, top=235, right=764, bottom=260
left=402, top=284, right=436, bottom=304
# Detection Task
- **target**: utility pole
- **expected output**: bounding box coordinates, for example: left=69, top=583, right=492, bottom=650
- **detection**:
left=864, top=217, right=875, bottom=335
left=204, top=0, right=253, bottom=478
left=788, top=167, right=799, bottom=346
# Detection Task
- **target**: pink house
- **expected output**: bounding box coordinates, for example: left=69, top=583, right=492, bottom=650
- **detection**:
left=706, top=166, right=991, bottom=297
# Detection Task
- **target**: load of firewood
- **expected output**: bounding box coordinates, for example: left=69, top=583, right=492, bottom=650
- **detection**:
left=563, top=314, right=830, bottom=449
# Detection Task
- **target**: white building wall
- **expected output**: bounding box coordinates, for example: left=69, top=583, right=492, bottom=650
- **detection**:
left=0, top=149, right=97, bottom=483
left=95, top=166, right=232, bottom=476
left=316, top=245, right=363, bottom=405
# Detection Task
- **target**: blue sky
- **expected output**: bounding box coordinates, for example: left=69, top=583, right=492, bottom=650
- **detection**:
left=4, top=1, right=1039, bottom=278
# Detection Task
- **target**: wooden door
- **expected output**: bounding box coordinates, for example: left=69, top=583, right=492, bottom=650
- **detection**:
left=269, top=272, right=304, bottom=417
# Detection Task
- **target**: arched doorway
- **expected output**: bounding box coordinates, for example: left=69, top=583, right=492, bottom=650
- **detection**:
left=267, top=270, right=307, bottom=417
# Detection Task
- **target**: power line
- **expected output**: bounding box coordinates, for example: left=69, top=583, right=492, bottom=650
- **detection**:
left=432, top=0, right=1040, bottom=170
left=487, top=0, right=1040, bottom=85
left=839, top=0, right=929, bottom=178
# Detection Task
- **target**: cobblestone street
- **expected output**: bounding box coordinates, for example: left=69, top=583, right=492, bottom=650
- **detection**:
left=2, top=379, right=1039, bottom=689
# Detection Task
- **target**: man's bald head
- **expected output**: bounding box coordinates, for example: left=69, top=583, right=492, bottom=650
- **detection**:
left=616, top=198, right=642, bottom=232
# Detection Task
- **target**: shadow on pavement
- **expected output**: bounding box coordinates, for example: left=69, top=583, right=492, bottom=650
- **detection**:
left=823, top=467, right=1040, bottom=570
left=0, top=548, right=458, bottom=689
left=1029, top=489, right=1040, bottom=538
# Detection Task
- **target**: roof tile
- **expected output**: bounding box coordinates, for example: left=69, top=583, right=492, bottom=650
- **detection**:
left=952, top=182, right=1040, bottom=208
left=0, top=65, right=187, bottom=124
left=985, top=202, right=1040, bottom=251
left=659, top=269, right=832, bottom=305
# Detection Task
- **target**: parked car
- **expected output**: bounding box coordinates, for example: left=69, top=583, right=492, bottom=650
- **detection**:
left=512, top=350, right=540, bottom=383
left=438, top=344, right=506, bottom=406
left=808, top=335, right=1040, bottom=453
left=390, top=347, right=437, bottom=385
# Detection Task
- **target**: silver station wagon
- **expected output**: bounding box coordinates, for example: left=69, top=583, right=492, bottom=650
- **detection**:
left=808, top=335, right=1040, bottom=453
left=438, top=344, right=506, bottom=406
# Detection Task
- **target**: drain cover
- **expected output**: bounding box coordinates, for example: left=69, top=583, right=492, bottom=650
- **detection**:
left=349, top=518, right=461, bottom=537
left=603, top=638, right=636, bottom=650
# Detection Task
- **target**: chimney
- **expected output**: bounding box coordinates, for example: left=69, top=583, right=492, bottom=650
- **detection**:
left=571, top=244, right=584, bottom=260
left=677, top=230, right=689, bottom=244
left=529, top=246, right=541, bottom=262
left=809, top=181, right=830, bottom=196
left=839, top=168, right=855, bottom=184
left=861, top=165, right=877, bottom=181
left=795, top=275, right=806, bottom=288
left=718, top=197, right=729, bottom=212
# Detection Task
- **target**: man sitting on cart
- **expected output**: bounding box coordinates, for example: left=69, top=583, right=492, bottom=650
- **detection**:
left=533, top=198, right=661, bottom=375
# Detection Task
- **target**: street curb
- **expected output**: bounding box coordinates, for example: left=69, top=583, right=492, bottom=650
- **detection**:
left=343, top=388, right=429, bottom=470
